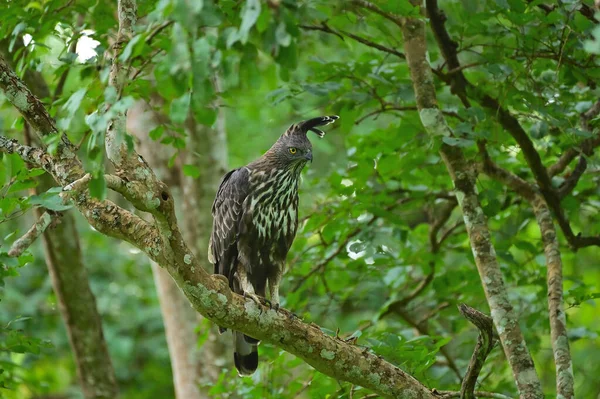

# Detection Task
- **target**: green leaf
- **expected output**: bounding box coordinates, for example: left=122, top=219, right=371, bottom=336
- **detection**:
left=63, top=88, right=87, bottom=116
left=89, top=174, right=106, bottom=200
left=193, top=106, right=217, bottom=126
left=442, top=137, right=475, bottom=148
left=149, top=126, right=164, bottom=141
left=119, top=34, right=143, bottom=62
left=170, top=92, right=191, bottom=124
left=238, top=0, right=261, bottom=44
left=28, top=187, right=73, bottom=211
left=182, top=164, right=201, bottom=178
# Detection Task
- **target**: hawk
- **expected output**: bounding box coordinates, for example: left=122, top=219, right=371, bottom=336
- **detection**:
left=208, top=115, right=339, bottom=375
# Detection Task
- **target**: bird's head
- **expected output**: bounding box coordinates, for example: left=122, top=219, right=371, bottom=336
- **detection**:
left=268, top=115, right=339, bottom=169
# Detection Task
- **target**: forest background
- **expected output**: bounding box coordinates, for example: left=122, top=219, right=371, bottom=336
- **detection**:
left=1, top=1, right=600, bottom=398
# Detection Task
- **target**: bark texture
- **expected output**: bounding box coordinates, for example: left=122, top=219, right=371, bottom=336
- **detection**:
left=41, top=208, right=119, bottom=399
left=532, top=197, right=574, bottom=399
left=152, top=263, right=202, bottom=399
left=179, top=74, right=230, bottom=383
left=0, top=42, right=119, bottom=398
left=7, top=211, right=56, bottom=257
left=480, top=154, right=574, bottom=398
left=399, top=4, right=543, bottom=398
left=128, top=100, right=204, bottom=399
left=457, top=304, right=497, bottom=399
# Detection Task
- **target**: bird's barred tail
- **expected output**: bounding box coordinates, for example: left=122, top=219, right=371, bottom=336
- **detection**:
left=234, top=331, right=258, bottom=376
left=287, top=115, right=339, bottom=138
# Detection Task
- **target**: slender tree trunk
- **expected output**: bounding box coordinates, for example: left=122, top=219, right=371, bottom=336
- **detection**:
left=152, top=263, right=203, bottom=398
left=179, top=74, right=230, bottom=383
left=480, top=159, right=575, bottom=398
left=128, top=99, right=205, bottom=399
left=532, top=197, right=574, bottom=398
left=3, top=35, right=119, bottom=398
left=399, top=4, right=544, bottom=398
left=128, top=95, right=228, bottom=395
left=38, top=200, right=119, bottom=399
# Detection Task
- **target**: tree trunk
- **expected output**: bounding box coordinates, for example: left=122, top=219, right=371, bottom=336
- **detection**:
left=400, top=3, right=544, bottom=398
left=128, top=95, right=228, bottom=396
left=39, top=207, right=119, bottom=399
left=152, top=263, right=203, bottom=398
left=30, top=170, right=118, bottom=399
left=2, top=35, right=120, bottom=398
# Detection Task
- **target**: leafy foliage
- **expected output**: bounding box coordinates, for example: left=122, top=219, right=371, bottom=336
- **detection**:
left=1, top=0, right=600, bottom=398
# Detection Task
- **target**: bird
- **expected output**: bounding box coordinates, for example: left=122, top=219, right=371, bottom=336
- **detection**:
left=208, top=115, right=339, bottom=376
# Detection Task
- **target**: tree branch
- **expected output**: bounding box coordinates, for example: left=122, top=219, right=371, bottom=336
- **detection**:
left=437, top=390, right=513, bottom=399
left=478, top=148, right=574, bottom=399
left=7, top=212, right=59, bottom=257
left=400, top=3, right=543, bottom=397
left=531, top=197, right=574, bottom=399
left=458, top=304, right=498, bottom=399
left=299, top=23, right=405, bottom=59
left=350, top=0, right=405, bottom=27
left=426, top=0, right=600, bottom=250
left=0, top=6, right=442, bottom=399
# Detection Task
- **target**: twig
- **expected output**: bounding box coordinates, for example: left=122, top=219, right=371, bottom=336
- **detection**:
left=356, top=105, right=465, bottom=125
left=549, top=99, right=600, bottom=178
left=53, top=0, right=75, bottom=13
left=291, top=217, right=377, bottom=292
left=457, top=304, right=498, bottom=399
left=7, top=212, right=59, bottom=257
left=430, top=199, right=458, bottom=252
left=299, top=23, right=405, bottom=59
left=386, top=303, right=463, bottom=380
left=146, top=20, right=174, bottom=44
left=436, top=390, right=513, bottom=399
left=54, top=19, right=82, bottom=100
left=557, top=155, right=587, bottom=198
left=351, top=0, right=405, bottom=27
left=417, top=301, right=450, bottom=325
left=446, top=62, right=483, bottom=75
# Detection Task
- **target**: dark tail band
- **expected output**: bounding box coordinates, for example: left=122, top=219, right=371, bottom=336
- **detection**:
left=234, top=331, right=258, bottom=376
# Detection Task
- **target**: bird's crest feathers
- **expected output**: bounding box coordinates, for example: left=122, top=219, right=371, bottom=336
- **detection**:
left=284, top=115, right=339, bottom=138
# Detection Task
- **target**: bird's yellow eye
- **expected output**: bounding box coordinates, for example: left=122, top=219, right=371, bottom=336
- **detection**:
left=289, top=147, right=297, bottom=154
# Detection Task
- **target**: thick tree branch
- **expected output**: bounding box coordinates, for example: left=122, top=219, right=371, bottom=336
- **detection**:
left=0, top=6, right=441, bottom=399
left=400, top=3, right=543, bottom=397
left=0, top=55, right=74, bottom=156
left=458, top=304, right=497, bottom=399
left=7, top=212, right=59, bottom=257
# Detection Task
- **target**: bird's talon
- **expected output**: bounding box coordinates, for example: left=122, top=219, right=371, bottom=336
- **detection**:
left=243, top=292, right=262, bottom=305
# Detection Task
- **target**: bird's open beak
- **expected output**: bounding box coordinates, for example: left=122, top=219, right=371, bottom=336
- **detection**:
left=305, top=151, right=313, bottom=162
